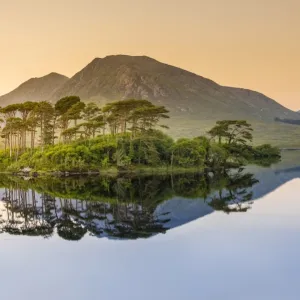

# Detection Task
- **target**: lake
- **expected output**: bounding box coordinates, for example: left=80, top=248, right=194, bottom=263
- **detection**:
left=0, top=150, right=300, bottom=300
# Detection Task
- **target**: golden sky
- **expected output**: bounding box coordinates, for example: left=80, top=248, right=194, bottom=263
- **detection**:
left=0, top=0, right=299, bottom=110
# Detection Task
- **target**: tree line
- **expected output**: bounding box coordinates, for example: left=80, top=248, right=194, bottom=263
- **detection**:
left=0, top=98, right=168, bottom=158
left=0, top=97, right=280, bottom=172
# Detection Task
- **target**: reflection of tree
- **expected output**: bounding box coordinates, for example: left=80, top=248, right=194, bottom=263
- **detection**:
left=57, top=219, right=87, bottom=241
left=207, top=170, right=259, bottom=213
left=105, top=201, right=170, bottom=239
left=1, top=187, right=53, bottom=237
left=172, top=174, right=210, bottom=199
left=0, top=171, right=259, bottom=240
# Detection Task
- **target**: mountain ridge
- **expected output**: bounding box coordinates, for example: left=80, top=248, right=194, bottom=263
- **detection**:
left=52, top=55, right=299, bottom=121
left=0, top=55, right=298, bottom=122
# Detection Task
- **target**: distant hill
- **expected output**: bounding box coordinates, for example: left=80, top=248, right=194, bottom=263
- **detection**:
left=0, top=72, right=69, bottom=106
left=275, top=117, right=300, bottom=126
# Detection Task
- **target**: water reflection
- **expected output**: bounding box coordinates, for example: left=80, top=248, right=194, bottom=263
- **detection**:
left=0, top=170, right=259, bottom=240
left=208, top=171, right=258, bottom=213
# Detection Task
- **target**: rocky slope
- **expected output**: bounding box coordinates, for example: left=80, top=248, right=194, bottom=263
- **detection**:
left=52, top=55, right=299, bottom=121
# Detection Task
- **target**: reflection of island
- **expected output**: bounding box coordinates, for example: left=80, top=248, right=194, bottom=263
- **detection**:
left=0, top=171, right=259, bottom=240
left=1, top=154, right=300, bottom=241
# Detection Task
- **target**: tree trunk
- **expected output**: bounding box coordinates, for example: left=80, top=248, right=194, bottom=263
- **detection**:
left=9, top=133, right=12, bottom=158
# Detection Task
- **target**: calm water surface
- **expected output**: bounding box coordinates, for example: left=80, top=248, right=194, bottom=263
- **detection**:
left=0, top=151, right=300, bottom=300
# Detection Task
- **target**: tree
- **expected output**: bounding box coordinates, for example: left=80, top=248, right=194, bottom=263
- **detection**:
left=1, top=104, right=20, bottom=157
left=27, top=110, right=39, bottom=152
left=103, top=99, right=169, bottom=136
left=103, top=99, right=151, bottom=134
left=208, top=143, right=230, bottom=168
left=130, top=105, right=169, bottom=133
left=18, top=102, right=37, bottom=149
left=34, top=102, right=55, bottom=150
left=83, top=102, right=101, bottom=121
left=171, top=138, right=206, bottom=168
left=4, top=117, right=23, bottom=160
left=208, top=120, right=253, bottom=145
left=55, top=96, right=81, bottom=142
left=67, top=101, right=86, bottom=127
left=194, top=136, right=211, bottom=166
left=55, top=96, right=81, bottom=115
left=81, top=103, right=105, bottom=138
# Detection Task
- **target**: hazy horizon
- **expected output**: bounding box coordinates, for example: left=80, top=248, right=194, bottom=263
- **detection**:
left=1, top=0, right=299, bottom=110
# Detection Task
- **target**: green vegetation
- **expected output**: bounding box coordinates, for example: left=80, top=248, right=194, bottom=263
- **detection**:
left=0, top=98, right=281, bottom=174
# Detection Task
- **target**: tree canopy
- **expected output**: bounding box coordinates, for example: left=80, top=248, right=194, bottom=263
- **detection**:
left=0, top=97, right=280, bottom=173
left=208, top=120, right=253, bottom=145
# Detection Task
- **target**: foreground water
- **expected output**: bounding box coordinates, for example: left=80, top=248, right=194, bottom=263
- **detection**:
left=0, top=151, right=300, bottom=300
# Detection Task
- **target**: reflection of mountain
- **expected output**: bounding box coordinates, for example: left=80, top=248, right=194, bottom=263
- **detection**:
left=156, top=156, right=300, bottom=229
left=246, top=151, right=300, bottom=201
left=0, top=151, right=299, bottom=241
left=155, top=198, right=214, bottom=229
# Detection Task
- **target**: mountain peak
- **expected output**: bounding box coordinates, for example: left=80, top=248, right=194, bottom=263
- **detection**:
left=86, top=55, right=159, bottom=67
left=46, top=72, right=68, bottom=78
left=20, top=72, right=68, bottom=86
left=103, top=54, right=156, bottom=60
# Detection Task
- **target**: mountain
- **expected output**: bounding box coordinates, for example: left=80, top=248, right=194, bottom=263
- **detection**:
left=0, top=72, right=69, bottom=106
left=1, top=55, right=299, bottom=146
left=52, top=55, right=299, bottom=121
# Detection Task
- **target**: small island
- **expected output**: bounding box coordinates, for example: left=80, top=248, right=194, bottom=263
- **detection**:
left=0, top=97, right=280, bottom=175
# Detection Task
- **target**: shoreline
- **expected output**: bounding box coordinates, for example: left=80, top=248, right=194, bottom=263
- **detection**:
left=2, top=166, right=211, bottom=178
